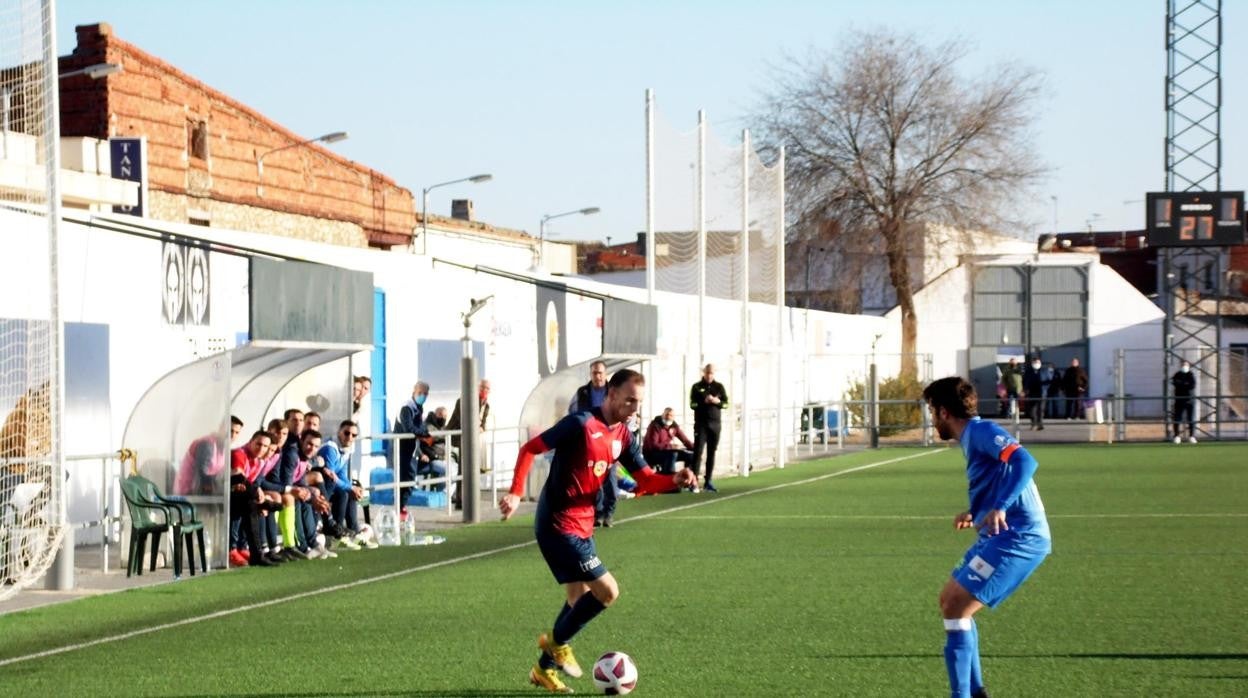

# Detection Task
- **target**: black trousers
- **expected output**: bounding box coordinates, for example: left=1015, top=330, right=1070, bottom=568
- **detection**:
left=1172, top=399, right=1195, bottom=437
left=693, top=421, right=722, bottom=483
left=228, top=489, right=264, bottom=558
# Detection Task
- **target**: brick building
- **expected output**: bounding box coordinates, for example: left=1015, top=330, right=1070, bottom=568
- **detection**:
left=58, top=23, right=415, bottom=248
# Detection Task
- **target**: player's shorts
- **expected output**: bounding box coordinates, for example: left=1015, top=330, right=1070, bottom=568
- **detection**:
left=952, top=531, right=1050, bottom=608
left=536, top=526, right=608, bottom=584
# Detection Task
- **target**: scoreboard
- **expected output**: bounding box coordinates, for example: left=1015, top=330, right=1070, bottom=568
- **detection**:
left=1145, top=191, right=1245, bottom=247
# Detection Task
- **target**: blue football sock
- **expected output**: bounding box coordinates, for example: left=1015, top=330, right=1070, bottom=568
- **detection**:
left=944, top=618, right=975, bottom=698
left=538, top=603, right=574, bottom=670
left=969, top=619, right=984, bottom=693
left=553, top=592, right=607, bottom=645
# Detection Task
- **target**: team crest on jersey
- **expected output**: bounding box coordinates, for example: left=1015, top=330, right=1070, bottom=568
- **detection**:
left=611, top=439, right=622, bottom=460
left=993, top=435, right=1006, bottom=447
left=592, top=460, right=609, bottom=477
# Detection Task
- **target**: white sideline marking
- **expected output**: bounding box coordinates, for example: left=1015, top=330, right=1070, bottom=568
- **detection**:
left=661, top=513, right=1248, bottom=521
left=0, top=449, right=939, bottom=668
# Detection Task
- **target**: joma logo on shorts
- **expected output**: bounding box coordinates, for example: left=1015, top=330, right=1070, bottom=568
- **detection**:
left=579, top=556, right=602, bottom=572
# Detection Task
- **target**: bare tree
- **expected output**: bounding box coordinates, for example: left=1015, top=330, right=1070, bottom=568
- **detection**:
left=753, top=30, right=1046, bottom=377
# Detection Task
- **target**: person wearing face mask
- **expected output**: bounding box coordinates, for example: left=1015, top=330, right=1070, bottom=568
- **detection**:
left=1170, top=361, right=1197, bottom=444
left=643, top=407, right=696, bottom=474
left=1022, top=357, right=1047, bottom=431
left=394, top=381, right=431, bottom=519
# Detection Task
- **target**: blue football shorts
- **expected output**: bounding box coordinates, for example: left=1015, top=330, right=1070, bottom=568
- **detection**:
left=536, top=526, right=608, bottom=584
left=952, top=531, right=1051, bottom=608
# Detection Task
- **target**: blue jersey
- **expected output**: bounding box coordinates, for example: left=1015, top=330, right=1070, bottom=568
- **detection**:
left=959, top=417, right=1050, bottom=540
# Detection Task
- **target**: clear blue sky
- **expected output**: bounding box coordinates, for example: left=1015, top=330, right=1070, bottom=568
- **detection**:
left=56, top=0, right=1244, bottom=243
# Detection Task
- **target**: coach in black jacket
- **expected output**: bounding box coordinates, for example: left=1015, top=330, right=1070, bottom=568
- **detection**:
left=689, top=363, right=729, bottom=492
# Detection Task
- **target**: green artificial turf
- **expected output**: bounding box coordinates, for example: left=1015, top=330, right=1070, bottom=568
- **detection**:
left=0, top=443, right=1244, bottom=696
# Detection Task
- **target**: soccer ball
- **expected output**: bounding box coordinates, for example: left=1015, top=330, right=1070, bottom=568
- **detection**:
left=592, top=651, right=638, bottom=695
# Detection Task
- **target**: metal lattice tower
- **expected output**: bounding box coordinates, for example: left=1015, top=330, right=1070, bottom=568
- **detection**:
left=1161, top=0, right=1223, bottom=439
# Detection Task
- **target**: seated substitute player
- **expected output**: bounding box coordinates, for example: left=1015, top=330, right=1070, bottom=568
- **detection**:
left=923, top=376, right=1052, bottom=698
left=499, top=369, right=697, bottom=694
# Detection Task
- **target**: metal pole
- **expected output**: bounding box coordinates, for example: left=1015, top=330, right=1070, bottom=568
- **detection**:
left=43, top=0, right=71, bottom=592
left=420, top=188, right=429, bottom=255
left=869, top=362, right=879, bottom=449
left=1115, top=348, right=1126, bottom=442
left=776, top=145, right=786, bottom=469
left=461, top=332, right=481, bottom=523
left=645, top=89, right=655, bottom=305
left=697, top=109, right=706, bottom=364
left=739, top=129, right=750, bottom=477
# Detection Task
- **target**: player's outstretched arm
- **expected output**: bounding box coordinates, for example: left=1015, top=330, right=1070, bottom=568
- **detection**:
left=499, top=493, right=520, bottom=521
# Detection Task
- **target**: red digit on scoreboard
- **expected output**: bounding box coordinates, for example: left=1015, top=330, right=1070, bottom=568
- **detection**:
left=1179, top=216, right=1195, bottom=240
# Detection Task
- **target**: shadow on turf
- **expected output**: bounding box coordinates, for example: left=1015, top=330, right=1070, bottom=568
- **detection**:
left=172, top=691, right=536, bottom=697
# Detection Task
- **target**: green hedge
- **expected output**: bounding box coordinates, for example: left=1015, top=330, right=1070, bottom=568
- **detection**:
left=846, top=374, right=926, bottom=436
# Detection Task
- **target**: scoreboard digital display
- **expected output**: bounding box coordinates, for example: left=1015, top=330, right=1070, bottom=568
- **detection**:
left=1146, top=191, right=1245, bottom=247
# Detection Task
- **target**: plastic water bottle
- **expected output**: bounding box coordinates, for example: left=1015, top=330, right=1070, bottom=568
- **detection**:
left=376, top=510, right=398, bottom=546
left=402, top=514, right=418, bottom=545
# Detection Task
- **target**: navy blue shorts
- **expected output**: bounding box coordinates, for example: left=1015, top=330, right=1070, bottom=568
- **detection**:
left=952, top=531, right=1051, bottom=608
left=536, top=526, right=607, bottom=584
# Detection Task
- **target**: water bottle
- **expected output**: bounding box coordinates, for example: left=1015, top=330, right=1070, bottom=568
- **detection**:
left=402, top=513, right=418, bottom=545
left=376, top=509, right=398, bottom=546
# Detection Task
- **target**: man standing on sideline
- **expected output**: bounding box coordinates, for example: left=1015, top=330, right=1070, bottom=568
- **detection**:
left=689, top=363, right=729, bottom=492
left=500, top=369, right=697, bottom=694
left=570, top=361, right=617, bottom=527
left=1062, top=358, right=1088, bottom=420
left=923, top=376, right=1051, bottom=698
left=1170, top=360, right=1197, bottom=444
left=1000, top=358, right=1023, bottom=416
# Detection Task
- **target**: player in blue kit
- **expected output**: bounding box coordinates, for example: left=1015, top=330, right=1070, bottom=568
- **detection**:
left=501, top=369, right=698, bottom=693
left=922, top=376, right=1052, bottom=698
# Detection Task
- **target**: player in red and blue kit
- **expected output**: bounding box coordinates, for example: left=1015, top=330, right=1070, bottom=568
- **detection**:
left=500, top=369, right=698, bottom=694
left=924, top=376, right=1052, bottom=698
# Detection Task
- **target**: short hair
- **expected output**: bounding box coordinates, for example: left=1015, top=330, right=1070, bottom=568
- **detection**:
left=300, top=429, right=323, bottom=443
left=230, top=415, right=244, bottom=427
left=267, top=418, right=286, bottom=432
left=591, top=360, right=607, bottom=370
left=304, top=411, right=321, bottom=421
left=607, top=369, right=645, bottom=390
left=339, top=419, right=357, bottom=432
left=284, top=408, right=304, bottom=420
left=922, top=377, right=978, bottom=419
left=250, top=430, right=271, bottom=442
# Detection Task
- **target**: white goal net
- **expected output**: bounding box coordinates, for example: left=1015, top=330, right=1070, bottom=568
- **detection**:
left=0, top=0, right=66, bottom=601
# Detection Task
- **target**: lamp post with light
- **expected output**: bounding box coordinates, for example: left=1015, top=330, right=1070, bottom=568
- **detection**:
left=416, top=173, right=493, bottom=253
left=534, top=206, right=600, bottom=272
left=256, top=131, right=348, bottom=197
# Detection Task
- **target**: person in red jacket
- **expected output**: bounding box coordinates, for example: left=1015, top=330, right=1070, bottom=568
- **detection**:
left=642, top=407, right=696, bottom=474
left=500, top=369, right=697, bottom=694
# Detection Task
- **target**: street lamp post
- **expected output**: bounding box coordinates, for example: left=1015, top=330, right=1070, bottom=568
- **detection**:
left=417, top=173, right=493, bottom=254
left=535, top=206, right=600, bottom=272
left=58, top=62, right=123, bottom=80
left=256, top=130, right=349, bottom=197
left=5, top=64, right=124, bottom=160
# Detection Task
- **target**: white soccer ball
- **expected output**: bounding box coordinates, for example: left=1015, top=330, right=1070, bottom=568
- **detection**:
left=592, top=651, right=638, bottom=695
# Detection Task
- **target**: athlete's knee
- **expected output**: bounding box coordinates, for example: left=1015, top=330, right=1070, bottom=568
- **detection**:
left=592, top=577, right=620, bottom=606
left=939, top=581, right=974, bottom=618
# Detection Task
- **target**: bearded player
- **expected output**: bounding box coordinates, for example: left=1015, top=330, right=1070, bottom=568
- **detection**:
left=500, top=368, right=697, bottom=693
left=923, top=376, right=1052, bottom=698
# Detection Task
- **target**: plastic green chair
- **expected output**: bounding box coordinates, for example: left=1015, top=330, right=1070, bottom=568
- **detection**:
left=119, top=476, right=169, bottom=577
left=131, top=476, right=206, bottom=577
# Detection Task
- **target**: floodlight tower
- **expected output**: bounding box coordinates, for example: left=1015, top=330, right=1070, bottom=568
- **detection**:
left=1159, top=0, right=1227, bottom=439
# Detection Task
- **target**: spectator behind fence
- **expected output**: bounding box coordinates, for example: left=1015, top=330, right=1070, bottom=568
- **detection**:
left=643, top=407, right=695, bottom=474
left=1043, top=362, right=1063, bottom=418
left=447, top=379, right=491, bottom=510
left=1022, top=357, right=1046, bottom=431
left=1001, top=358, right=1023, bottom=416
left=419, top=406, right=450, bottom=491
left=394, top=382, right=430, bottom=519
left=1171, top=360, right=1197, bottom=444
left=1062, top=358, right=1088, bottom=420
